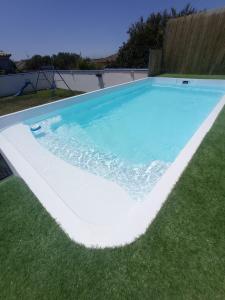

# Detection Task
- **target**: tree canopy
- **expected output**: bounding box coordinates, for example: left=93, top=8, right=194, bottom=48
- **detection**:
left=25, top=52, right=98, bottom=70
left=114, top=4, right=197, bottom=68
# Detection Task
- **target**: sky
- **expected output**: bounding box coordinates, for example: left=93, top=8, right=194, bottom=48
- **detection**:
left=1, top=0, right=224, bottom=61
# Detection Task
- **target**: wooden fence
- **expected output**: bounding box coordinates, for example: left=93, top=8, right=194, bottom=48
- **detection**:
left=163, top=8, right=225, bottom=74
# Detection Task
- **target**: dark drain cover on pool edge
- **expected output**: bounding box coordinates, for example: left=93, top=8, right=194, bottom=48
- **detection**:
left=0, top=153, right=12, bottom=180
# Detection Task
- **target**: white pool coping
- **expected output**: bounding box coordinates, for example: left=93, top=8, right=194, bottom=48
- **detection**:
left=0, top=77, right=225, bottom=248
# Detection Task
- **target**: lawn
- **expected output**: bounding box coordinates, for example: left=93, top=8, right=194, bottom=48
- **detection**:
left=0, top=98, right=225, bottom=297
left=159, top=73, right=225, bottom=80
left=0, top=88, right=83, bottom=116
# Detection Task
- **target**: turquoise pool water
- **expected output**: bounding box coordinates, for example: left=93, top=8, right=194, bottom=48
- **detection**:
left=27, top=80, right=224, bottom=199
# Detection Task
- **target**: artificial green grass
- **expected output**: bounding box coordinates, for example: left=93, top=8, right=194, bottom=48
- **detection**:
left=159, top=73, right=225, bottom=80
left=0, top=89, right=83, bottom=116
left=0, top=105, right=225, bottom=299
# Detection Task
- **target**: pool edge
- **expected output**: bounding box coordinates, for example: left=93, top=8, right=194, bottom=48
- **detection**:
left=0, top=79, right=224, bottom=248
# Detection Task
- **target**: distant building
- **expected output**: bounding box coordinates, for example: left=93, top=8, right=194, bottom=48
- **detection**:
left=0, top=51, right=15, bottom=74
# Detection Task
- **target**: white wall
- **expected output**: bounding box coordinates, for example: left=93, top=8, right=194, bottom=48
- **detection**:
left=54, top=71, right=100, bottom=92
left=0, top=72, right=51, bottom=97
left=0, top=69, right=148, bottom=97
left=103, top=72, right=134, bottom=88
left=54, top=69, right=148, bottom=92
left=103, top=70, right=148, bottom=88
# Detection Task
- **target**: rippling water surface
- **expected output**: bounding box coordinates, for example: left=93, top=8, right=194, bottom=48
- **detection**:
left=28, top=81, right=223, bottom=199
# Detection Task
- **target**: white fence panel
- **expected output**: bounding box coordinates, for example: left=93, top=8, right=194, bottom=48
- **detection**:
left=0, top=72, right=50, bottom=97
left=0, top=69, right=148, bottom=97
left=55, top=69, right=148, bottom=91
left=133, top=71, right=149, bottom=80
left=103, top=69, right=148, bottom=88
left=54, top=71, right=100, bottom=92
left=103, top=72, right=133, bottom=88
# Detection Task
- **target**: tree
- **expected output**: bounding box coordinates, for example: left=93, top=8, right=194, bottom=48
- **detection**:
left=78, top=58, right=97, bottom=70
left=115, top=4, right=197, bottom=68
left=25, top=52, right=81, bottom=70
left=25, top=55, right=47, bottom=70
left=52, top=52, right=80, bottom=69
left=25, top=52, right=98, bottom=70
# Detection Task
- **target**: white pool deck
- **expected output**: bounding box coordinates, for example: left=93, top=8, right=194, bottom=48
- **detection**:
left=0, top=77, right=225, bottom=248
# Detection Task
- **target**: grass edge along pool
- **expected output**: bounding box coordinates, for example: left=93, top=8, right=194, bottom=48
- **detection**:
left=0, top=77, right=224, bottom=248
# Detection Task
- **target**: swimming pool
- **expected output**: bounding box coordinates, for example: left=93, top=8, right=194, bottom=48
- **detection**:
left=0, top=77, right=225, bottom=247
